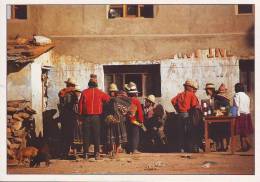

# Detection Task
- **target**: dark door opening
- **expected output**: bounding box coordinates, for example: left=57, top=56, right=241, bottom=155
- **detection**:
left=103, top=64, right=161, bottom=97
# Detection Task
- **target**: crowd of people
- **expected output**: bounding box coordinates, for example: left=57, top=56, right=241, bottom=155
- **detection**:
left=57, top=74, right=253, bottom=160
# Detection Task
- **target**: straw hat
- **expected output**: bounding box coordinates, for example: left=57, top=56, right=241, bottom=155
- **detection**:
left=205, top=83, right=215, bottom=90
left=145, top=95, right=156, bottom=104
left=74, top=85, right=81, bottom=92
left=125, top=82, right=138, bottom=93
left=64, top=78, right=77, bottom=85
left=218, top=83, right=228, bottom=93
left=192, top=80, right=199, bottom=90
left=183, top=80, right=194, bottom=88
left=109, top=83, right=119, bottom=92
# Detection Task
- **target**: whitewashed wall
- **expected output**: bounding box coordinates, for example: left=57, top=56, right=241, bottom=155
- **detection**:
left=31, top=51, right=52, bottom=136
left=47, top=52, right=239, bottom=115
left=47, top=55, right=103, bottom=118
left=7, top=65, right=32, bottom=101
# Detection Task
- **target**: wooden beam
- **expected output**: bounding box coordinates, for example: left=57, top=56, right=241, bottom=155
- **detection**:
left=123, top=5, right=127, bottom=17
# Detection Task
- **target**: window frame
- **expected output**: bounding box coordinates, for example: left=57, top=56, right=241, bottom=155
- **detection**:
left=103, top=64, right=161, bottom=97
left=7, top=5, right=28, bottom=21
left=235, top=4, right=254, bottom=15
left=107, top=4, right=154, bottom=19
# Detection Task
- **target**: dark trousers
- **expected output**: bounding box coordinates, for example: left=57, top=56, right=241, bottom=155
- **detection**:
left=60, top=114, right=75, bottom=157
left=176, top=112, right=190, bottom=152
left=82, top=115, right=101, bottom=155
left=127, top=122, right=140, bottom=152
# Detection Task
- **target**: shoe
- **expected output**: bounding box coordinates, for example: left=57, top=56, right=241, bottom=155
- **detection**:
left=132, top=150, right=142, bottom=154
left=95, top=153, right=102, bottom=160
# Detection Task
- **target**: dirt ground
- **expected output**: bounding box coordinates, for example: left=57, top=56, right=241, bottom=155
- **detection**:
left=7, top=150, right=254, bottom=175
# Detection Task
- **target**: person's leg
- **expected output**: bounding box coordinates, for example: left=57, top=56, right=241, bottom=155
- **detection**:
left=131, top=124, right=140, bottom=153
left=179, top=116, right=186, bottom=152
left=125, top=121, right=132, bottom=153
left=82, top=117, right=91, bottom=158
left=176, top=115, right=184, bottom=152
left=92, top=116, right=101, bottom=159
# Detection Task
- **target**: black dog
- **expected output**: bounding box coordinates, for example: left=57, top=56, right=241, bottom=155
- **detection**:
left=30, top=143, right=51, bottom=167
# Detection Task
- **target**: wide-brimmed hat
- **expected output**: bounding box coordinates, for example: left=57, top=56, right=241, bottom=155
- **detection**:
left=192, top=80, right=199, bottom=89
left=74, top=85, right=81, bottom=92
left=125, top=82, right=138, bottom=93
left=145, top=95, right=156, bottom=104
left=109, top=83, right=119, bottom=92
left=205, top=83, right=215, bottom=90
left=64, top=78, right=77, bottom=86
left=218, top=83, right=228, bottom=93
left=183, top=80, right=194, bottom=88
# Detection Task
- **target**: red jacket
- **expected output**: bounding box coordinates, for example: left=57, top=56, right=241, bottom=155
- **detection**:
left=129, top=97, right=144, bottom=123
left=78, top=88, right=110, bottom=115
left=171, top=90, right=199, bottom=113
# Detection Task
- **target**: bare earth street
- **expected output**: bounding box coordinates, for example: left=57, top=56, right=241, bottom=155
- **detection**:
left=8, top=150, right=254, bottom=175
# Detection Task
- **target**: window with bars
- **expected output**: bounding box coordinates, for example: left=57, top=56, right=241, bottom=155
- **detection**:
left=103, top=64, right=161, bottom=97
left=7, top=5, right=27, bottom=19
left=108, top=4, right=154, bottom=19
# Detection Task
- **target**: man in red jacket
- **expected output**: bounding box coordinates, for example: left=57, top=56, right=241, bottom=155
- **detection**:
left=125, top=82, right=144, bottom=154
left=171, top=80, right=199, bottom=152
left=78, top=75, right=110, bottom=160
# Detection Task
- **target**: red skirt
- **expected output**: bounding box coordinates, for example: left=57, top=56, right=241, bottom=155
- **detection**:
left=235, top=113, right=253, bottom=136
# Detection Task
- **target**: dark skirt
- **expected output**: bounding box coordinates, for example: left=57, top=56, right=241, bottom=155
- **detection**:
left=235, top=113, right=253, bottom=136
left=106, top=118, right=128, bottom=146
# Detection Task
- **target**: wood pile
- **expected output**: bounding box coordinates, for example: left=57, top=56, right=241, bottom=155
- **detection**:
left=7, top=99, right=37, bottom=164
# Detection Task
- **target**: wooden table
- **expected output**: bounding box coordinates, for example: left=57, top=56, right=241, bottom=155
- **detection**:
left=204, top=116, right=236, bottom=154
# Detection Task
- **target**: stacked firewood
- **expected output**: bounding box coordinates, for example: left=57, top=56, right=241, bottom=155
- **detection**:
left=7, top=100, right=36, bottom=164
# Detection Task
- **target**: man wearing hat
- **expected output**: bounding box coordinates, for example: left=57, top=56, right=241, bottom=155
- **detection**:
left=104, top=83, right=131, bottom=158
left=125, top=82, right=144, bottom=154
left=214, top=83, right=231, bottom=151
left=143, top=95, right=166, bottom=151
left=171, top=80, right=199, bottom=152
left=58, top=78, right=79, bottom=159
left=205, top=83, right=216, bottom=99
left=78, top=75, right=110, bottom=160
left=71, top=86, right=83, bottom=159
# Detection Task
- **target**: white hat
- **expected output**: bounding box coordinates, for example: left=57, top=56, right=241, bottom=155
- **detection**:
left=192, top=80, right=199, bottom=89
left=64, top=78, right=77, bottom=85
left=145, top=95, right=156, bottom=104
left=75, top=85, right=81, bottom=92
left=183, top=80, right=194, bottom=88
left=125, top=82, right=138, bottom=93
left=205, top=83, right=215, bottom=89
left=109, top=83, right=119, bottom=92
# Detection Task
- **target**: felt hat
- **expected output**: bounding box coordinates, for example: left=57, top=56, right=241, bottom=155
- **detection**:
left=125, top=82, right=138, bottom=93
left=64, top=78, right=77, bottom=86
left=192, top=80, right=199, bottom=89
left=205, top=83, right=215, bottom=90
left=183, top=80, right=194, bottom=88
left=145, top=95, right=156, bottom=104
left=109, top=83, right=119, bottom=92
left=74, top=85, right=81, bottom=92
left=89, top=74, right=97, bottom=83
left=218, top=83, right=228, bottom=93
